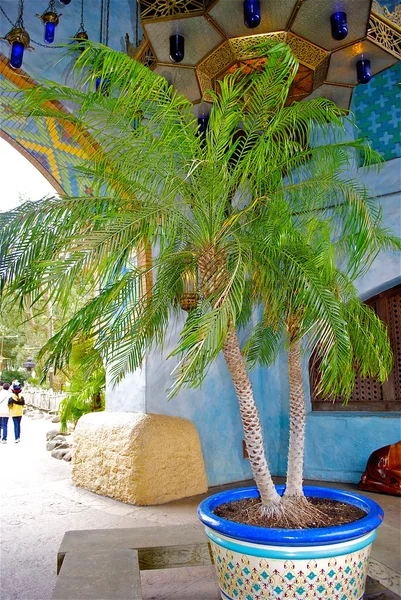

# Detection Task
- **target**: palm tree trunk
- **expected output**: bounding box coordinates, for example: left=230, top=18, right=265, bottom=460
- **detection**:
left=284, top=341, right=306, bottom=498
left=222, top=326, right=281, bottom=507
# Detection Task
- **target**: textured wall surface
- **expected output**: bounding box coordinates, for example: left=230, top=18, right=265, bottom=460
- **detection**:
left=72, top=411, right=208, bottom=504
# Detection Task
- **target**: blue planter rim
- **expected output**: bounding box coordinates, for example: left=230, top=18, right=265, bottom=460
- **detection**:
left=197, top=485, right=384, bottom=546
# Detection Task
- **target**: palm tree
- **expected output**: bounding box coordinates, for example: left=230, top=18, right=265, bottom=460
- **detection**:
left=244, top=239, right=393, bottom=514
left=0, top=41, right=397, bottom=521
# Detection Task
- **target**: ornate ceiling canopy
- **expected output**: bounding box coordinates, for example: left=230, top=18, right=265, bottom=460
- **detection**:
left=128, top=0, right=401, bottom=110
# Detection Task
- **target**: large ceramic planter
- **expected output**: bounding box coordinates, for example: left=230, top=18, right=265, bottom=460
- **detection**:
left=198, top=486, right=384, bottom=600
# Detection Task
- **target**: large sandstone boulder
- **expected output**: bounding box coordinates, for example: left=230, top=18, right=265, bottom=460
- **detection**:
left=72, top=411, right=208, bottom=505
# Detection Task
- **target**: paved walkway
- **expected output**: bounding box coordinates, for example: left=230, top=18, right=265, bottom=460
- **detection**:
left=0, top=416, right=221, bottom=600
left=0, top=415, right=399, bottom=599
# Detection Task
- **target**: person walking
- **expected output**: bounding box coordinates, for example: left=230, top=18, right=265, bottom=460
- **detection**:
left=0, top=383, right=11, bottom=443
left=8, top=382, right=25, bottom=443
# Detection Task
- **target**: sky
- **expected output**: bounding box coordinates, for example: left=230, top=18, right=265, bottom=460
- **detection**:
left=0, top=137, right=56, bottom=212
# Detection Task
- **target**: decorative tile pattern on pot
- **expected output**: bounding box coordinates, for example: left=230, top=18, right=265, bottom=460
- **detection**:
left=211, top=543, right=371, bottom=599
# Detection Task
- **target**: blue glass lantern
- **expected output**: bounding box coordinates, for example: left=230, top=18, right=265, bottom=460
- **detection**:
left=44, top=20, right=56, bottom=43
left=10, top=41, right=25, bottom=69
left=170, top=34, right=185, bottom=63
left=197, top=114, right=209, bottom=135
left=37, top=6, right=61, bottom=45
left=356, top=58, right=372, bottom=84
left=74, top=30, right=88, bottom=52
left=330, top=11, right=348, bottom=41
left=244, top=0, right=261, bottom=29
left=3, top=27, right=31, bottom=70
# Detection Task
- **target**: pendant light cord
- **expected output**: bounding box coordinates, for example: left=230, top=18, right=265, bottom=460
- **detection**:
left=99, top=0, right=104, bottom=43
left=99, top=0, right=110, bottom=45
left=105, top=0, right=110, bottom=46
left=76, top=0, right=86, bottom=33
left=47, top=0, right=56, bottom=13
left=16, top=0, right=24, bottom=27
left=135, top=0, right=139, bottom=46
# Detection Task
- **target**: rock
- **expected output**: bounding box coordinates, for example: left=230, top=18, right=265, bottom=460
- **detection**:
left=51, top=448, right=70, bottom=460
left=46, top=429, right=61, bottom=441
left=51, top=415, right=61, bottom=423
left=46, top=440, right=70, bottom=452
left=72, top=411, right=208, bottom=505
left=63, top=451, right=72, bottom=462
left=32, top=413, right=44, bottom=420
left=52, top=435, right=66, bottom=443
left=56, top=442, right=71, bottom=450
left=46, top=441, right=58, bottom=451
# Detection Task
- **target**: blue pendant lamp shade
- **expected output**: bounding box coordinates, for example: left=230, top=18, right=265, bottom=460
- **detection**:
left=10, top=41, right=25, bottom=69
left=44, top=20, right=56, bottom=43
left=198, top=114, right=209, bottom=135
left=330, top=11, right=348, bottom=41
left=244, top=0, right=261, bottom=29
left=5, top=27, right=31, bottom=70
left=357, top=58, right=372, bottom=84
left=59, top=0, right=71, bottom=4
left=170, top=34, right=185, bottom=63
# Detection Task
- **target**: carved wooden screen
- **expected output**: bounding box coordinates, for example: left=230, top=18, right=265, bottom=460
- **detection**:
left=310, top=285, right=401, bottom=411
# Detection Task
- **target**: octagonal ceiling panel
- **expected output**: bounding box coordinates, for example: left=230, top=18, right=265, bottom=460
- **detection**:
left=304, top=84, right=354, bottom=110
left=292, top=0, right=371, bottom=51
left=154, top=65, right=202, bottom=102
left=144, top=16, right=224, bottom=66
left=327, top=39, right=399, bottom=85
left=208, top=0, right=299, bottom=38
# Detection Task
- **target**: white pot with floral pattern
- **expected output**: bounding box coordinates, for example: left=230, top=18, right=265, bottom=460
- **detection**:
left=198, top=486, right=384, bottom=600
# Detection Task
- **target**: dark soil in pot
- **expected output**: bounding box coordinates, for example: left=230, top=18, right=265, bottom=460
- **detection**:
left=213, top=497, right=367, bottom=529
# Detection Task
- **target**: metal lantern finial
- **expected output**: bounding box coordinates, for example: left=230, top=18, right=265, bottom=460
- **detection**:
left=23, top=357, right=36, bottom=372
left=37, top=1, right=61, bottom=44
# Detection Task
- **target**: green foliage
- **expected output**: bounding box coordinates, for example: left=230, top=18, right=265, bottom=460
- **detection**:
left=59, top=339, right=105, bottom=432
left=1, top=369, right=27, bottom=384
left=0, top=40, right=398, bottom=403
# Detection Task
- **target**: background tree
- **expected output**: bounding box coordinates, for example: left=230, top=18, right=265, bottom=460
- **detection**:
left=58, top=338, right=105, bottom=432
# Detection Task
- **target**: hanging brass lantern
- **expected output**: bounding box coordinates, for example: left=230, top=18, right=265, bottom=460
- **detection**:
left=37, top=1, right=62, bottom=45
left=180, top=269, right=199, bottom=312
left=2, top=27, right=32, bottom=69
